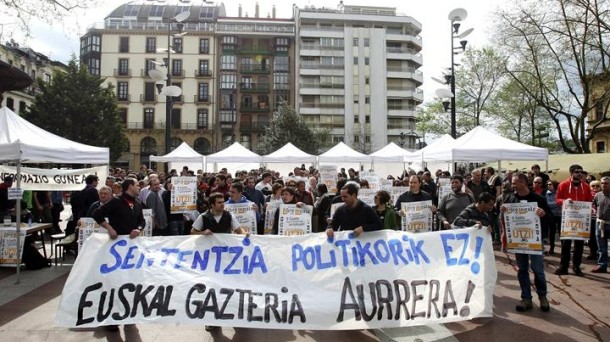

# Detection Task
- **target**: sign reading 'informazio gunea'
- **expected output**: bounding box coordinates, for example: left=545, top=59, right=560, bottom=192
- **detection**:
left=55, top=229, right=497, bottom=330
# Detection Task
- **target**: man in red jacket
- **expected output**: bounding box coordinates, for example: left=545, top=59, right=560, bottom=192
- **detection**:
left=554, top=164, right=593, bottom=276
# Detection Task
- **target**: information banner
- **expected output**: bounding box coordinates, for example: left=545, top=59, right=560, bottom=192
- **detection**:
left=401, top=201, right=434, bottom=233
left=56, top=229, right=497, bottom=329
left=225, top=203, right=257, bottom=235
left=170, top=177, right=198, bottom=213
left=503, top=202, right=542, bottom=254
left=0, top=228, right=26, bottom=264
left=277, top=204, right=312, bottom=236
left=319, top=166, right=338, bottom=194
left=560, top=201, right=592, bottom=241
left=0, top=165, right=107, bottom=191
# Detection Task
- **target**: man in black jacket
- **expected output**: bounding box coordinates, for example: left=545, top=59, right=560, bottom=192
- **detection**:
left=93, top=177, right=145, bottom=239
left=453, top=192, right=495, bottom=228
left=326, top=183, right=382, bottom=238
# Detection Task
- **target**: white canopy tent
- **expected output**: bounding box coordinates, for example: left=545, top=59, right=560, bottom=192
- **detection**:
left=0, top=107, right=109, bottom=281
left=262, top=143, right=317, bottom=176
left=318, top=142, right=373, bottom=164
left=369, top=142, right=414, bottom=163
left=149, top=141, right=205, bottom=172
left=406, top=134, right=455, bottom=163
left=206, top=142, right=262, bottom=173
left=423, top=126, right=549, bottom=162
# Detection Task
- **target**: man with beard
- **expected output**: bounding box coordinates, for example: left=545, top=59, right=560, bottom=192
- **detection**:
left=554, top=164, right=593, bottom=276
left=437, top=175, right=475, bottom=230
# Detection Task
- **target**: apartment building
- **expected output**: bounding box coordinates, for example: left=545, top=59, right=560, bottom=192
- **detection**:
left=294, top=4, right=423, bottom=152
left=0, top=40, right=66, bottom=115
left=586, top=72, right=610, bottom=153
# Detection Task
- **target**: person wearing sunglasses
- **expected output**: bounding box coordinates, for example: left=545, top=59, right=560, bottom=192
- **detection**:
left=554, top=164, right=593, bottom=276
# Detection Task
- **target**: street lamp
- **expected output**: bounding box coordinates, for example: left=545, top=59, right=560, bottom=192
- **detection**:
left=433, top=8, right=473, bottom=138
left=148, top=10, right=190, bottom=155
left=399, top=131, right=425, bottom=150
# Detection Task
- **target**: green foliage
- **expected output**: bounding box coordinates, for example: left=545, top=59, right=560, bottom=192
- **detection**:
left=258, top=104, right=326, bottom=155
left=23, top=59, right=129, bottom=162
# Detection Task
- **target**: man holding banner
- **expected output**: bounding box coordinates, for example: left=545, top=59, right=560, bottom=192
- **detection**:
left=502, top=173, right=551, bottom=312
left=326, top=183, right=381, bottom=238
left=191, top=192, right=245, bottom=236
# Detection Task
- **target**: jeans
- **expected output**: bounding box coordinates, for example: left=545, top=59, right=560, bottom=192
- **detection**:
left=597, top=223, right=610, bottom=270
left=515, top=253, right=547, bottom=299
left=166, top=220, right=184, bottom=236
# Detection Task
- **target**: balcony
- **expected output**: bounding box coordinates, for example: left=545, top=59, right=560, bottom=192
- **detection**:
left=240, top=122, right=269, bottom=132
left=194, top=69, right=212, bottom=78
left=220, top=112, right=237, bottom=123
left=114, top=68, right=131, bottom=77
left=171, top=95, right=184, bottom=104
left=117, top=94, right=131, bottom=102
left=194, top=95, right=211, bottom=103
left=300, top=102, right=344, bottom=109
left=126, top=121, right=160, bottom=130
left=141, top=69, right=157, bottom=78
left=171, top=69, right=185, bottom=78
left=240, top=103, right=270, bottom=113
left=240, top=65, right=270, bottom=74
left=237, top=46, right=272, bottom=55
left=299, top=83, right=344, bottom=89
left=239, top=83, right=270, bottom=93
left=140, top=94, right=157, bottom=103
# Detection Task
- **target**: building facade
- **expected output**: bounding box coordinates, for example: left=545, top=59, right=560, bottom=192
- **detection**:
left=586, top=72, right=610, bottom=153
left=80, top=2, right=423, bottom=169
left=294, top=4, right=423, bottom=152
left=0, top=40, right=66, bottom=114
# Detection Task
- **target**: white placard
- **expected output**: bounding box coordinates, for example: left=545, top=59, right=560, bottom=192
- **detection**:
left=503, top=202, right=543, bottom=255
left=319, top=166, right=338, bottom=194
left=78, top=218, right=106, bottom=252
left=264, top=200, right=281, bottom=235
left=560, top=201, right=592, bottom=241
left=7, top=188, right=23, bottom=200
left=225, top=202, right=257, bottom=234
left=170, top=177, right=198, bottom=213
left=401, top=201, right=433, bottom=233
left=391, top=187, right=409, bottom=206
left=277, top=204, right=312, bottom=236
left=0, top=228, right=26, bottom=264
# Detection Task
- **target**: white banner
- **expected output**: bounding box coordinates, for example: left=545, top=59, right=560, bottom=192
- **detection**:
left=170, top=177, right=198, bottom=213
left=401, top=201, right=433, bottom=233
left=55, top=229, right=496, bottom=329
left=503, top=202, right=543, bottom=255
left=0, top=166, right=107, bottom=191
left=560, top=201, right=592, bottom=241
left=225, top=203, right=257, bottom=234
left=278, top=204, right=312, bottom=236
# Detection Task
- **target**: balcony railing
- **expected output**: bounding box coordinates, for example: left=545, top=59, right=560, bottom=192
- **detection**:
left=299, top=83, right=345, bottom=89
left=301, top=44, right=344, bottom=50
left=300, top=102, right=344, bottom=108
left=114, top=68, right=131, bottom=77
left=140, top=94, right=157, bottom=103
left=300, top=64, right=344, bottom=70
left=194, top=95, right=210, bottom=103
left=171, top=69, right=185, bottom=78
left=117, top=94, right=131, bottom=102
left=240, top=104, right=270, bottom=112
left=240, top=122, right=269, bottom=132
left=240, top=83, right=270, bottom=92
left=386, top=66, right=423, bottom=74
left=125, top=122, right=202, bottom=131
left=240, top=65, right=269, bottom=73
left=194, top=69, right=212, bottom=77
left=386, top=47, right=422, bottom=56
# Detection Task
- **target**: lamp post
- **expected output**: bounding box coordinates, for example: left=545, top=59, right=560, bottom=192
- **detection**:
left=399, top=131, right=425, bottom=150
left=148, top=10, right=190, bottom=156
left=433, top=9, right=473, bottom=139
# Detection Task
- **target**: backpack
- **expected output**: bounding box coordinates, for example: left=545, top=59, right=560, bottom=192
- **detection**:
left=22, top=242, right=51, bottom=270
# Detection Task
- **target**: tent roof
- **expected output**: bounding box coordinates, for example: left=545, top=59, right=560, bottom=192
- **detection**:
left=406, top=134, right=455, bottom=162
left=369, top=142, right=413, bottom=163
left=149, top=142, right=204, bottom=163
left=263, top=142, right=316, bottom=163
left=0, top=107, right=109, bottom=164
left=423, top=126, right=548, bottom=162
left=318, top=142, right=372, bottom=163
left=206, top=142, right=262, bottom=163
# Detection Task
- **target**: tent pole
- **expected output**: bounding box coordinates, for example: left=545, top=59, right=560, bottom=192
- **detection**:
left=15, top=160, right=22, bottom=284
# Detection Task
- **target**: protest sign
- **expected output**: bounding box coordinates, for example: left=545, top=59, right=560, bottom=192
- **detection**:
left=277, top=204, right=312, bottom=236
left=0, top=165, right=107, bottom=191
left=225, top=203, right=257, bottom=234
left=401, top=201, right=433, bottom=233
left=560, top=201, right=592, bottom=241
left=142, top=209, right=153, bottom=237
left=503, top=202, right=543, bottom=254
left=319, top=166, right=338, bottom=194
left=438, top=179, right=451, bottom=200
left=170, top=177, right=198, bottom=213
left=56, top=229, right=496, bottom=330
left=78, top=218, right=106, bottom=252
left=264, top=201, right=281, bottom=235
left=0, top=228, right=26, bottom=264
left=358, top=189, right=376, bottom=207
left=391, top=187, right=409, bottom=206
left=330, top=202, right=344, bottom=218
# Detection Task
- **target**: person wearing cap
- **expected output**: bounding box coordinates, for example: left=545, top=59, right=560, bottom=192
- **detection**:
left=0, top=176, right=16, bottom=219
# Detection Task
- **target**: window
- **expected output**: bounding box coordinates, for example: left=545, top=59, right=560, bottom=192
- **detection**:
left=275, top=37, right=289, bottom=52
left=220, top=74, right=236, bottom=89
left=118, top=108, right=127, bottom=124
left=595, top=102, right=604, bottom=121
left=172, top=59, right=182, bottom=77
left=365, top=57, right=369, bottom=65
left=221, top=55, right=236, bottom=70
left=365, top=97, right=370, bottom=104
left=222, top=36, right=237, bottom=44
left=173, top=37, right=183, bottom=53
left=197, top=109, right=209, bottom=129
left=124, top=4, right=138, bottom=17
left=119, top=37, right=129, bottom=53
left=199, top=38, right=210, bottom=54
left=365, top=116, right=370, bottom=123
left=144, top=108, right=154, bottom=129
left=596, top=141, right=606, bottom=153
left=274, top=56, right=289, bottom=72
left=5, top=97, right=14, bottom=110
left=353, top=57, right=358, bottom=64
left=149, top=5, right=163, bottom=18
left=18, top=101, right=26, bottom=114
left=221, top=92, right=236, bottom=110
left=117, top=82, right=129, bottom=101
left=144, top=82, right=156, bottom=102
left=198, top=83, right=209, bottom=102
left=194, top=138, right=211, bottom=154
left=145, top=59, right=157, bottom=74
left=364, top=38, right=370, bottom=47
left=118, top=58, right=129, bottom=75
left=140, top=137, right=157, bottom=157
left=171, top=108, right=181, bottom=129
left=146, top=37, right=156, bottom=53
left=87, top=58, right=100, bottom=75
left=273, top=74, right=289, bottom=90
left=198, top=60, right=210, bottom=76
left=353, top=38, right=358, bottom=46
left=172, top=82, right=182, bottom=102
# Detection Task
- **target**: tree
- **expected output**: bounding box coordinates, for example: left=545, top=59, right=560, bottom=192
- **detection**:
left=258, top=104, right=327, bottom=155
left=23, top=59, right=129, bottom=161
left=495, top=0, right=610, bottom=153
left=416, top=100, right=479, bottom=137
left=454, top=46, right=507, bottom=126
left=1, top=0, right=97, bottom=35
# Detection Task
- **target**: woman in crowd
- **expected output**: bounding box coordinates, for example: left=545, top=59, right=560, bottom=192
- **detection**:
left=314, top=184, right=332, bottom=232
left=373, top=190, right=399, bottom=230
left=271, top=187, right=304, bottom=235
